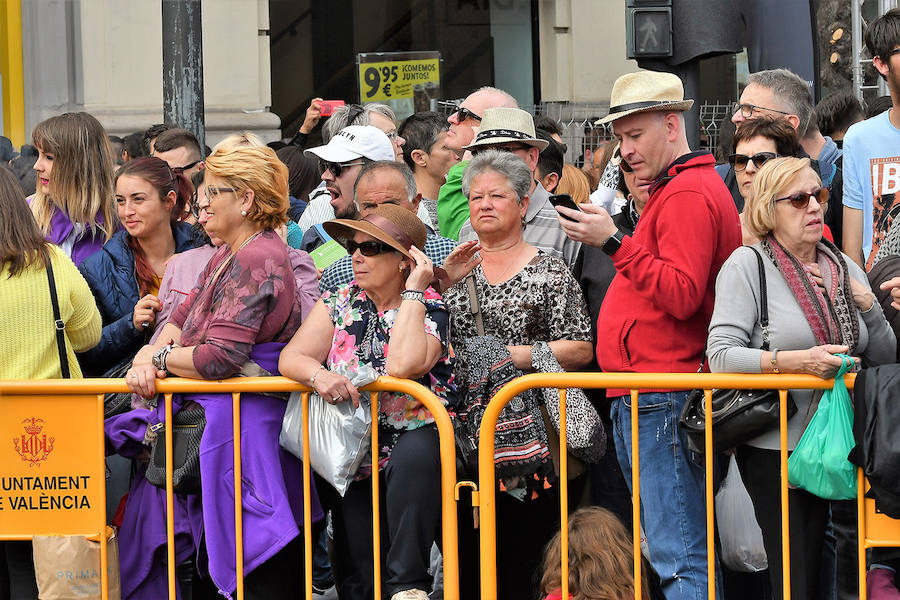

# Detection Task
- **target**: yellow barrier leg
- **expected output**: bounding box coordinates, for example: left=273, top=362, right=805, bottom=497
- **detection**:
left=858, top=468, right=866, bottom=600
left=559, top=389, right=569, bottom=600
left=630, top=389, right=641, bottom=600
left=165, top=393, right=176, bottom=599
left=98, top=394, right=109, bottom=600
left=233, top=393, right=244, bottom=600
left=302, top=392, right=313, bottom=600
left=704, top=390, right=715, bottom=600
left=371, top=396, right=382, bottom=600
left=779, top=389, right=790, bottom=600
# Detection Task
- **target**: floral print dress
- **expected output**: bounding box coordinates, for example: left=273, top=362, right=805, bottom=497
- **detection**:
left=322, top=282, right=457, bottom=476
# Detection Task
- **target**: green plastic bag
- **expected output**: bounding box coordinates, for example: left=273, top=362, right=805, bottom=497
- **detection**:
left=787, top=354, right=856, bottom=500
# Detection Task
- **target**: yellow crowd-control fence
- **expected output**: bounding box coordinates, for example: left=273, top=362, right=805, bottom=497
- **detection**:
left=0, top=376, right=459, bottom=600
left=475, top=371, right=872, bottom=600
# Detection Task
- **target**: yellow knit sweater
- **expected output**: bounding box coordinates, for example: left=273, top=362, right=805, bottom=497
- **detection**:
left=0, top=245, right=101, bottom=379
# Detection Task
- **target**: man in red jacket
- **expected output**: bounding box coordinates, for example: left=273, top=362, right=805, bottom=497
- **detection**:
left=557, top=71, right=740, bottom=600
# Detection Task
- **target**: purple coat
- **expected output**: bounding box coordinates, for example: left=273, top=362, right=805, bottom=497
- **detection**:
left=45, top=203, right=109, bottom=266
left=106, top=343, right=323, bottom=599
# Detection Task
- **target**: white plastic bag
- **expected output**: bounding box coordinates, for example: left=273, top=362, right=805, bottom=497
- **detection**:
left=280, top=364, right=378, bottom=496
left=716, top=454, right=768, bottom=572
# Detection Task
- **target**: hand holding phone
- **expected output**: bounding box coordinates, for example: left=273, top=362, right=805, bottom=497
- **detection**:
left=549, top=194, right=582, bottom=221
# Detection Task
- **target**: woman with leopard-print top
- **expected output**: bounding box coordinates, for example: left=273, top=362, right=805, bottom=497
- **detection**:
left=442, top=150, right=593, bottom=600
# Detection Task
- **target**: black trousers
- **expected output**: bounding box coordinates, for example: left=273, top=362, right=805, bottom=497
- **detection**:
left=737, top=444, right=830, bottom=600
left=0, top=541, right=38, bottom=600
left=318, top=425, right=442, bottom=600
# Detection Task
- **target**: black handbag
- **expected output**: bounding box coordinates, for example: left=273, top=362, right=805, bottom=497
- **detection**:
left=103, top=360, right=136, bottom=418
left=144, top=406, right=205, bottom=494
left=679, top=247, right=796, bottom=454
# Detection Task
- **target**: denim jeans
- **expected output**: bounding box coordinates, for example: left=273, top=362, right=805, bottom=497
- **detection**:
left=611, top=391, right=721, bottom=600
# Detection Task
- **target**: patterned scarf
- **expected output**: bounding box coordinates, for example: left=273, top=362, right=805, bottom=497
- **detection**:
left=762, top=235, right=859, bottom=352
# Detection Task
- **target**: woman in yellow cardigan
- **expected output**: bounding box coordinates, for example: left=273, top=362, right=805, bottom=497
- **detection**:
left=0, top=166, right=102, bottom=596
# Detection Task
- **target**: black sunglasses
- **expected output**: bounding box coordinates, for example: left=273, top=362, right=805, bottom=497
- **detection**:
left=773, top=188, right=829, bottom=209
left=619, top=158, right=633, bottom=173
left=346, top=239, right=398, bottom=257
left=173, top=159, right=201, bottom=174
left=729, top=152, right=780, bottom=172
left=453, top=106, right=482, bottom=123
left=319, top=159, right=366, bottom=178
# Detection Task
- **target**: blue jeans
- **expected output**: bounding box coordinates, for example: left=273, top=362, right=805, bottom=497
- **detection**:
left=611, top=391, right=721, bottom=600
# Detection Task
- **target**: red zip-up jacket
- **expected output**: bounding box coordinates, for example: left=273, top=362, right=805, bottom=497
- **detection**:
left=596, top=152, right=740, bottom=396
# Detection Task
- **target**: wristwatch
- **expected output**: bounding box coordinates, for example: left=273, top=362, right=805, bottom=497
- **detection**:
left=401, top=289, right=426, bottom=305
left=152, top=342, right=177, bottom=375
left=601, top=229, right=625, bottom=256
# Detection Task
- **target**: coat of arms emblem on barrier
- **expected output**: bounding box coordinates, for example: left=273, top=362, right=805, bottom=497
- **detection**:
left=13, top=418, right=55, bottom=466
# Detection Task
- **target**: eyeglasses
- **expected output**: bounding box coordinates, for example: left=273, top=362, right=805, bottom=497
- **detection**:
left=773, top=188, right=829, bottom=209
left=204, top=186, right=236, bottom=201
left=471, top=143, right=531, bottom=157
left=191, top=201, right=210, bottom=219
left=732, top=101, right=792, bottom=119
left=879, top=47, right=900, bottom=59
left=728, top=152, right=780, bottom=172
left=385, top=131, right=399, bottom=141
left=173, top=159, right=201, bottom=174
left=452, top=106, right=482, bottom=123
left=345, top=239, right=398, bottom=257
left=319, top=160, right=366, bottom=178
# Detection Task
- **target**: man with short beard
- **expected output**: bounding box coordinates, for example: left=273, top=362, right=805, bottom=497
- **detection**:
left=437, top=86, right=517, bottom=239
left=299, top=125, right=395, bottom=252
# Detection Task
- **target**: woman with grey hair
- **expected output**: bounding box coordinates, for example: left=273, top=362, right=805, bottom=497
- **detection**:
left=442, top=149, right=594, bottom=599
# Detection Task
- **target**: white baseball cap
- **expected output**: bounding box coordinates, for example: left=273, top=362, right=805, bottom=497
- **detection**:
left=304, top=125, right=395, bottom=163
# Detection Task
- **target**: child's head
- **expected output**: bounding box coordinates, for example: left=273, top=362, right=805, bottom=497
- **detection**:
left=540, top=507, right=646, bottom=600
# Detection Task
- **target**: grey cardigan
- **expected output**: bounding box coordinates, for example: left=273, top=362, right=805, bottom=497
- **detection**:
left=707, top=243, right=896, bottom=450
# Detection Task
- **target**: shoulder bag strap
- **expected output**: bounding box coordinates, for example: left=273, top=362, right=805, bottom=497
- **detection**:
left=464, top=273, right=485, bottom=337
left=748, top=247, right=770, bottom=351
left=45, top=259, right=71, bottom=379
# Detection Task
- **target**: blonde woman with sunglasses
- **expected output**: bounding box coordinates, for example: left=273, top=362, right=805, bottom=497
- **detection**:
left=707, top=156, right=895, bottom=599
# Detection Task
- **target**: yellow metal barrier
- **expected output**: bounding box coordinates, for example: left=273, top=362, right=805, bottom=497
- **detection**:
left=476, top=371, right=859, bottom=600
left=0, top=376, right=459, bottom=600
left=0, top=0, right=26, bottom=146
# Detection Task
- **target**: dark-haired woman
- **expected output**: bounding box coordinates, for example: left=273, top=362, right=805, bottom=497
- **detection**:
left=0, top=166, right=101, bottom=597
left=78, top=156, right=197, bottom=377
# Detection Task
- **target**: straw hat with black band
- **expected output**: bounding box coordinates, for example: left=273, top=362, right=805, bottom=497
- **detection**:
left=596, top=71, right=694, bottom=125
left=463, top=107, right=550, bottom=152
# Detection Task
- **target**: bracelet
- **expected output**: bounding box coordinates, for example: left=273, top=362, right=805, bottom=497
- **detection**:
left=308, top=365, right=326, bottom=386
left=770, top=348, right=780, bottom=374
left=401, top=289, right=426, bottom=304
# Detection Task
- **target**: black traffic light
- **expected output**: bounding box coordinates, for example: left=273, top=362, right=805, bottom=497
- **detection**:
left=626, top=0, right=673, bottom=59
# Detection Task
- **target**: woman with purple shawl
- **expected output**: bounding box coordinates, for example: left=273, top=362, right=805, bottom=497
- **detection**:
left=110, top=140, right=322, bottom=599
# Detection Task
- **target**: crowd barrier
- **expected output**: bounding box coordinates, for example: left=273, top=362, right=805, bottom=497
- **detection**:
left=475, top=371, right=867, bottom=600
left=0, top=376, right=459, bottom=600
left=4, top=372, right=898, bottom=600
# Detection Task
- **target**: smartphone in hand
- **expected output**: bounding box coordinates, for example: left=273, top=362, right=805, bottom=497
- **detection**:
left=319, top=100, right=346, bottom=116
left=549, top=194, right=582, bottom=221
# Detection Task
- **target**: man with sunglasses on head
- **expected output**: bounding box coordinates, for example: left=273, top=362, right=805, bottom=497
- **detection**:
left=300, top=125, right=396, bottom=253
left=723, top=69, right=845, bottom=245
left=151, top=127, right=204, bottom=179
left=437, top=86, right=518, bottom=239
left=556, top=71, right=739, bottom=600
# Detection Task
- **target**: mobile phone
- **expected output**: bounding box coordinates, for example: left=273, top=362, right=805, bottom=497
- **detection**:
left=319, top=100, right=345, bottom=116
left=549, top=194, right=582, bottom=221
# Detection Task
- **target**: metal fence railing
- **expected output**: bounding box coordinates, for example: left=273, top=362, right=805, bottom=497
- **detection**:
left=0, top=376, right=460, bottom=600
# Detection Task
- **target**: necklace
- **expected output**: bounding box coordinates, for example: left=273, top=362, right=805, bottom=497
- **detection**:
left=482, top=241, right=526, bottom=285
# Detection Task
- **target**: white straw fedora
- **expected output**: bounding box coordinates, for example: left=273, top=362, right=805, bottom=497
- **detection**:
left=596, top=71, right=694, bottom=125
left=463, top=107, right=549, bottom=151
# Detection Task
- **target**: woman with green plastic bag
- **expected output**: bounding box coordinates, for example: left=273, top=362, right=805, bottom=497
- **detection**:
left=707, top=156, right=896, bottom=599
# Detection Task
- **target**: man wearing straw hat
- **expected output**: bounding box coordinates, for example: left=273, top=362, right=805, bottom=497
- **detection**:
left=557, top=71, right=740, bottom=600
left=456, top=107, right=581, bottom=268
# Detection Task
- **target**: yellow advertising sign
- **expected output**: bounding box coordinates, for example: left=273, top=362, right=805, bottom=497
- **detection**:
left=359, top=58, right=440, bottom=103
left=0, top=395, right=105, bottom=538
